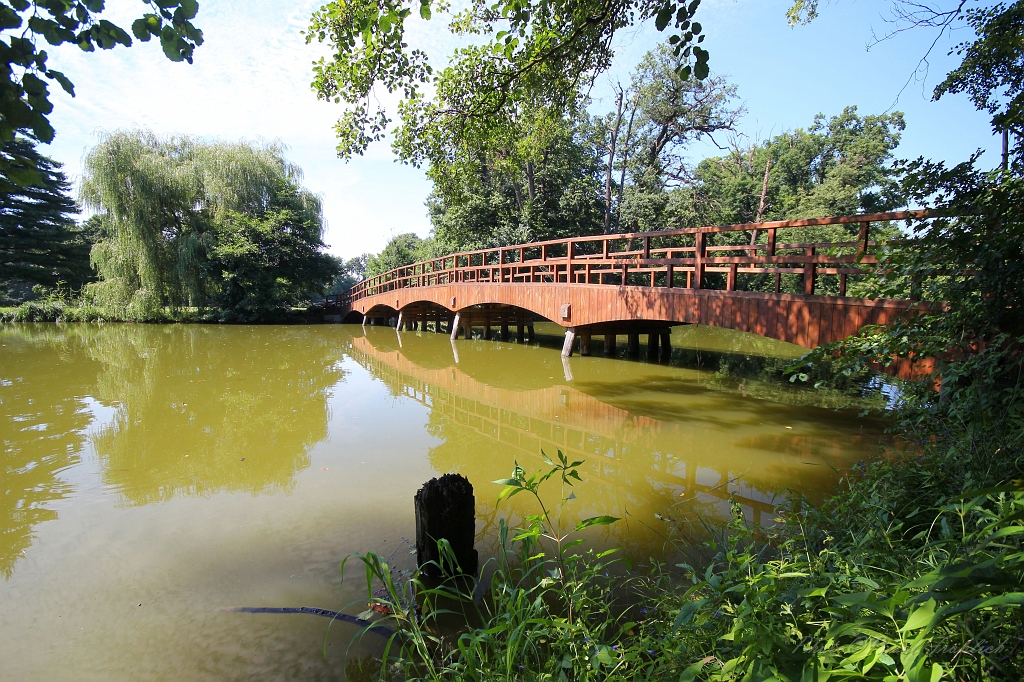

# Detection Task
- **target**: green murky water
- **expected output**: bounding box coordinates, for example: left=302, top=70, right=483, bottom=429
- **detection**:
left=1, top=322, right=884, bottom=680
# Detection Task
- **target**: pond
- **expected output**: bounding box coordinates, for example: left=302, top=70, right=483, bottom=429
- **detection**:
left=0, top=322, right=885, bottom=681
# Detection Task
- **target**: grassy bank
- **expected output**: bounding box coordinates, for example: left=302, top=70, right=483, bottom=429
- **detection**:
left=342, top=372, right=1022, bottom=681
left=0, top=298, right=325, bottom=324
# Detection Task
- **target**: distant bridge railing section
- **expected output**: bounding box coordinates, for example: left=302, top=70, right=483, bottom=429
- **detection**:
left=327, top=210, right=927, bottom=307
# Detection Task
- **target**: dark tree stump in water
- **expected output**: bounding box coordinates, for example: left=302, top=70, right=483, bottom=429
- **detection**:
left=414, top=474, right=478, bottom=577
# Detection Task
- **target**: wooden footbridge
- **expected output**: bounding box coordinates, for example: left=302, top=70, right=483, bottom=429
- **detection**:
left=329, top=211, right=928, bottom=366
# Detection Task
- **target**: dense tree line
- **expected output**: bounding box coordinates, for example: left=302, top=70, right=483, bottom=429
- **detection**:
left=2, top=132, right=338, bottom=321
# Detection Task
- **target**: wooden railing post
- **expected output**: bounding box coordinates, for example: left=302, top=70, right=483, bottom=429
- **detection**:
left=694, top=231, right=706, bottom=289
left=566, top=240, right=573, bottom=283
left=666, top=264, right=674, bottom=288
left=766, top=228, right=776, bottom=257
left=803, top=247, right=816, bottom=295
left=857, top=222, right=870, bottom=259
left=727, top=264, right=738, bottom=291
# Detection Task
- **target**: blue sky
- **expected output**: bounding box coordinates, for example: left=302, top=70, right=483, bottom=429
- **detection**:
left=43, top=0, right=999, bottom=259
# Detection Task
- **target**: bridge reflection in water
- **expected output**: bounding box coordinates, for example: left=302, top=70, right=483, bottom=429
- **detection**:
left=346, top=326, right=884, bottom=561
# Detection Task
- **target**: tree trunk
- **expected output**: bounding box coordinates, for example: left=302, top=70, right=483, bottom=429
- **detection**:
left=750, top=158, right=772, bottom=246
left=604, top=86, right=624, bottom=234
left=616, top=101, right=638, bottom=231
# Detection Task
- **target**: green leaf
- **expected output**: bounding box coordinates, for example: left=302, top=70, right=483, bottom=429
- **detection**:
left=655, top=4, right=673, bottom=31
left=574, top=515, right=620, bottom=531
left=900, top=598, right=935, bottom=631
left=492, top=478, right=522, bottom=487
left=673, top=598, right=707, bottom=632
left=178, top=0, right=199, bottom=20
left=679, top=659, right=708, bottom=682
left=46, top=70, right=74, bottom=96
left=419, top=3, right=431, bottom=20
left=132, top=18, right=151, bottom=41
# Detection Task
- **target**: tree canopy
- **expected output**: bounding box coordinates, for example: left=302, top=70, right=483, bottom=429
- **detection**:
left=0, top=1, right=203, bottom=188
left=0, top=137, right=91, bottom=301
left=676, top=106, right=905, bottom=227
left=306, top=0, right=711, bottom=165
left=426, top=109, right=605, bottom=253
left=366, top=233, right=433, bottom=276
left=82, top=131, right=336, bottom=321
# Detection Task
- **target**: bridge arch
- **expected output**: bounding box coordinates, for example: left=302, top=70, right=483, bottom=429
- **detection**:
left=342, top=282, right=919, bottom=350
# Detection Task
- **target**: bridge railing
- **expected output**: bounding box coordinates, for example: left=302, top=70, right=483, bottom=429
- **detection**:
left=327, top=210, right=928, bottom=307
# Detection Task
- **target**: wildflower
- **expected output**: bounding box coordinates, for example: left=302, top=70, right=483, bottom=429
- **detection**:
left=639, top=607, right=648, bottom=614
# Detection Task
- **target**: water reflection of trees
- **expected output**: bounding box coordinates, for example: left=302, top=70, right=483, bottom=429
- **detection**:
left=346, top=330, right=882, bottom=565
left=1, top=326, right=99, bottom=577
left=81, top=325, right=347, bottom=505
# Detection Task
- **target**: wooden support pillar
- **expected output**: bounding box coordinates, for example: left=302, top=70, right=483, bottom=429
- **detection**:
left=415, top=474, right=478, bottom=578
left=483, top=320, right=492, bottom=340
left=579, top=333, right=592, bottom=356
left=464, top=319, right=473, bottom=340
left=647, top=331, right=660, bottom=361
left=561, top=327, right=576, bottom=358
left=603, top=334, right=616, bottom=357
left=450, top=312, right=461, bottom=340
left=501, top=324, right=509, bottom=341
left=517, top=324, right=525, bottom=343
left=527, top=323, right=535, bottom=344
left=627, top=333, right=640, bottom=359
left=396, top=311, right=403, bottom=330
left=361, top=314, right=367, bottom=329
left=660, top=329, right=672, bottom=362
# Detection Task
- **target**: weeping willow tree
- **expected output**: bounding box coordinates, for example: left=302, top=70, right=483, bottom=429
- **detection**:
left=81, top=130, right=335, bottom=320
